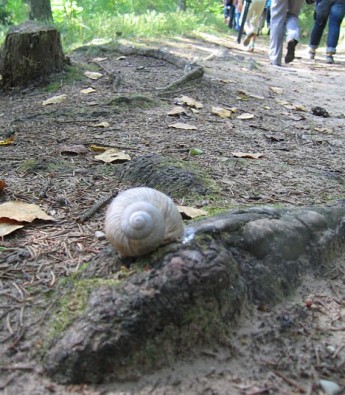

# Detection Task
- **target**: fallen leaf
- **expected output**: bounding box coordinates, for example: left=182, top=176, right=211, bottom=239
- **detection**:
left=0, top=201, right=54, bottom=222
left=94, top=122, right=110, bottom=128
left=236, top=91, right=250, bottom=100
left=237, top=113, right=254, bottom=120
left=269, top=86, right=284, bottom=94
left=264, top=134, right=285, bottom=142
left=0, top=219, right=24, bottom=237
left=59, top=144, right=88, bottom=155
left=42, top=94, right=67, bottom=106
left=232, top=152, right=264, bottom=159
left=116, top=56, right=126, bottom=61
left=80, top=87, right=96, bottom=94
left=249, top=94, right=265, bottom=100
left=178, top=206, right=208, bottom=219
left=0, top=180, right=7, bottom=191
left=211, top=106, right=232, bottom=119
left=294, top=104, right=307, bottom=112
left=167, top=106, right=186, bottom=116
left=177, top=96, right=203, bottom=109
left=89, top=145, right=110, bottom=152
left=84, top=71, right=103, bottom=80
left=189, top=148, right=204, bottom=156
left=0, top=132, right=16, bottom=146
left=94, top=148, right=131, bottom=163
left=169, top=123, right=197, bottom=130
left=314, top=127, right=333, bottom=134
left=92, top=57, right=107, bottom=62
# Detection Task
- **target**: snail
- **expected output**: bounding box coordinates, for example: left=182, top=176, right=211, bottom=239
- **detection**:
left=104, top=187, right=185, bottom=257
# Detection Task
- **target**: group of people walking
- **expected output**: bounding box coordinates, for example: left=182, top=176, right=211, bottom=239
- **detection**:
left=224, top=0, right=345, bottom=64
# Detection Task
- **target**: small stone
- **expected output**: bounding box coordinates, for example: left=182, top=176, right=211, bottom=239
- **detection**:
left=319, top=379, right=342, bottom=395
left=95, top=230, right=106, bottom=240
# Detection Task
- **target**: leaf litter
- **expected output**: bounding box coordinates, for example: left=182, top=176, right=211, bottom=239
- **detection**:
left=0, top=36, right=345, bottom=395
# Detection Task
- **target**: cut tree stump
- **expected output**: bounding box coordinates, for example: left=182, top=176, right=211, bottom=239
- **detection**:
left=0, top=20, right=66, bottom=89
left=44, top=205, right=345, bottom=384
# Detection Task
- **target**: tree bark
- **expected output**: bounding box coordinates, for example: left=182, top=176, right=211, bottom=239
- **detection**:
left=44, top=205, right=345, bottom=384
left=177, top=0, right=187, bottom=11
left=29, top=0, right=53, bottom=21
left=0, top=21, right=66, bottom=89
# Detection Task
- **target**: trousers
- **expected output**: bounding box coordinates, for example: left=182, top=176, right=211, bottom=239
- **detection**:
left=309, top=0, right=345, bottom=53
left=244, top=0, right=267, bottom=35
left=269, top=0, right=304, bottom=64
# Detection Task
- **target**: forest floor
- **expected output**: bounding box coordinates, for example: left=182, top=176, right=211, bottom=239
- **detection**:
left=0, top=31, right=345, bottom=394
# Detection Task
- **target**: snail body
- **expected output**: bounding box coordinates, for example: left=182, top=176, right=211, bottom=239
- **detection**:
left=104, top=187, right=184, bottom=257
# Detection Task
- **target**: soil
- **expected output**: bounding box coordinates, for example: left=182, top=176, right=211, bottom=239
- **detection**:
left=0, top=32, right=345, bottom=395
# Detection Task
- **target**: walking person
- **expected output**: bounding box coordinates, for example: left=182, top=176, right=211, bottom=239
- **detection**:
left=309, top=0, right=345, bottom=63
left=269, top=0, right=304, bottom=65
left=238, top=0, right=267, bottom=51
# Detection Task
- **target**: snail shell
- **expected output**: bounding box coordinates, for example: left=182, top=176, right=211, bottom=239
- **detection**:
left=104, top=187, right=185, bottom=257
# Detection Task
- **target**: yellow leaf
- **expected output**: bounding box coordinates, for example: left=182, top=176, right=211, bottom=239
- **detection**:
left=89, top=145, right=109, bottom=152
left=167, top=106, right=186, bottom=116
left=178, top=205, right=207, bottom=219
left=0, top=201, right=54, bottom=222
left=84, top=71, right=103, bottom=80
left=0, top=219, right=24, bottom=237
left=168, top=123, right=198, bottom=130
left=94, top=122, right=110, bottom=128
left=178, top=95, right=203, bottom=109
left=80, top=87, right=96, bottom=94
left=237, top=113, right=254, bottom=120
left=42, top=94, right=67, bottom=106
left=92, top=57, right=108, bottom=62
left=232, top=152, right=264, bottom=159
left=211, top=106, right=232, bottom=119
left=94, top=149, right=131, bottom=163
left=294, top=104, right=307, bottom=112
left=0, top=133, right=16, bottom=146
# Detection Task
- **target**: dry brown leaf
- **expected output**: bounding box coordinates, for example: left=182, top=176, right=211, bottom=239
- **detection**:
left=0, top=201, right=54, bottom=222
left=270, top=86, right=284, bottom=94
left=232, top=152, right=264, bottom=159
left=42, top=94, right=67, bottom=106
left=237, top=113, right=254, bottom=120
left=178, top=95, right=203, bottom=109
left=89, top=145, right=110, bottom=152
left=94, top=148, right=131, bottom=163
left=314, top=127, right=333, bottom=134
left=0, top=180, right=7, bottom=191
left=80, top=87, right=96, bottom=94
left=94, top=122, right=110, bottom=128
left=84, top=71, right=103, bottom=80
left=167, top=106, right=186, bottom=116
left=168, top=123, right=198, bottom=130
left=59, top=144, right=88, bottom=155
left=0, top=219, right=24, bottom=237
left=178, top=205, right=208, bottom=219
left=211, top=106, right=232, bottom=119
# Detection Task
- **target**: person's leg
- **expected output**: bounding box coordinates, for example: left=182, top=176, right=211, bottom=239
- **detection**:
left=284, top=0, right=304, bottom=62
left=269, top=0, right=288, bottom=65
left=244, top=0, right=266, bottom=47
left=326, top=2, right=345, bottom=53
left=309, top=0, right=331, bottom=49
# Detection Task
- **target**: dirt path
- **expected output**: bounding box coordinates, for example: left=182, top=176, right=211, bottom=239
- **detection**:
left=0, top=33, right=344, bottom=394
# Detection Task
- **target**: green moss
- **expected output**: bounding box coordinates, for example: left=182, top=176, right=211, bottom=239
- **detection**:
left=43, top=65, right=85, bottom=93
left=46, top=277, right=120, bottom=342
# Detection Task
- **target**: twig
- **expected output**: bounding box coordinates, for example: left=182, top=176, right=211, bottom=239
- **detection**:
left=156, top=66, right=204, bottom=91
left=39, top=175, right=53, bottom=198
left=274, top=371, right=306, bottom=393
left=0, top=364, right=34, bottom=371
left=78, top=191, right=118, bottom=223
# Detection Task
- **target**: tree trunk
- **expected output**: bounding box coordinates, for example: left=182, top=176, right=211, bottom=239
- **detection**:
left=177, top=0, right=186, bottom=11
left=0, top=21, right=66, bottom=89
left=29, top=0, right=53, bottom=21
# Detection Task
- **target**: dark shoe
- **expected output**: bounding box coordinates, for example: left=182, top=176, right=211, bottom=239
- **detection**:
left=309, top=49, right=316, bottom=60
left=326, top=53, right=334, bottom=64
left=285, top=39, right=297, bottom=63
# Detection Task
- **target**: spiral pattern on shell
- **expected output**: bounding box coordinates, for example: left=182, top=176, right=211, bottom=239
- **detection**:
left=104, top=187, right=185, bottom=257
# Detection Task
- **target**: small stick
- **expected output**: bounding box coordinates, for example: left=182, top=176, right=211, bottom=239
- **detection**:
left=274, top=371, right=306, bottom=393
left=78, top=192, right=118, bottom=223
left=156, top=66, right=204, bottom=91
left=39, top=176, right=52, bottom=198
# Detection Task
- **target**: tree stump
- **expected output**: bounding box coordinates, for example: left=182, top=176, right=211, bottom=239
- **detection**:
left=0, top=20, right=66, bottom=89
